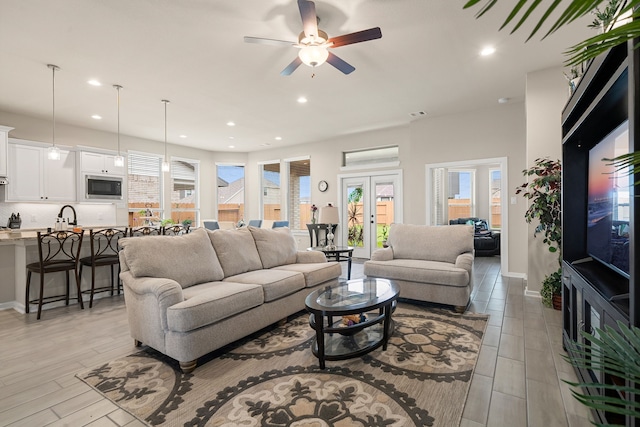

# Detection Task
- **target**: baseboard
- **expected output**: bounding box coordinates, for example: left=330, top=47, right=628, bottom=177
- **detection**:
left=502, top=271, right=527, bottom=280
left=524, top=288, right=542, bottom=298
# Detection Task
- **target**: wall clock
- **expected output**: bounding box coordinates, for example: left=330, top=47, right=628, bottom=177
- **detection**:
left=318, top=180, right=328, bottom=192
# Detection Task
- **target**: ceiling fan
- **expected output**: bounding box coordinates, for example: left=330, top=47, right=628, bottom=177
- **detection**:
left=244, top=0, right=382, bottom=76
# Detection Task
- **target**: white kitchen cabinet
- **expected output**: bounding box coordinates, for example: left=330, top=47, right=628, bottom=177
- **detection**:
left=0, top=125, right=14, bottom=178
left=6, top=142, right=76, bottom=202
left=80, top=151, right=125, bottom=175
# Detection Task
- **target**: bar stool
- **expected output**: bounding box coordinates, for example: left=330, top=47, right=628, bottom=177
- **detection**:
left=79, top=228, right=128, bottom=308
left=26, top=230, right=85, bottom=319
left=163, top=224, right=191, bottom=235
left=129, top=226, right=162, bottom=237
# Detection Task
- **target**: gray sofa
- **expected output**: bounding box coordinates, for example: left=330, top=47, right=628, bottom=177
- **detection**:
left=118, top=226, right=341, bottom=372
left=363, top=223, right=474, bottom=312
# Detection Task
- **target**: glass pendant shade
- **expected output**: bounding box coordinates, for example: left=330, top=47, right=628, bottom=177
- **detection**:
left=114, top=155, right=125, bottom=167
left=162, top=161, right=170, bottom=172
left=47, top=145, right=61, bottom=160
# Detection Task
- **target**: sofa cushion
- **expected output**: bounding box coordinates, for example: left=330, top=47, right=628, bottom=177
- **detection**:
left=273, top=261, right=342, bottom=288
left=249, top=226, right=297, bottom=268
left=119, top=228, right=224, bottom=288
left=388, top=224, right=473, bottom=264
left=364, top=259, right=469, bottom=287
left=208, top=227, right=263, bottom=277
left=167, top=282, right=264, bottom=332
left=224, top=269, right=305, bottom=302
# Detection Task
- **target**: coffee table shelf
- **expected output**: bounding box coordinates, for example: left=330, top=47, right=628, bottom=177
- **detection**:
left=305, top=278, right=399, bottom=369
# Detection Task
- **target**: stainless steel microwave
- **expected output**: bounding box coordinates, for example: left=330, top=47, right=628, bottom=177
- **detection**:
left=85, top=175, right=123, bottom=200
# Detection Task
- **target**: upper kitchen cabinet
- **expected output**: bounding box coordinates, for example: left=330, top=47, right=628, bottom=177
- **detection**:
left=0, top=125, right=14, bottom=179
left=80, top=151, right=125, bottom=175
left=6, top=140, right=76, bottom=202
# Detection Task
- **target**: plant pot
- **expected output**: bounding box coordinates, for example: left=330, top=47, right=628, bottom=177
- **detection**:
left=552, top=294, right=562, bottom=310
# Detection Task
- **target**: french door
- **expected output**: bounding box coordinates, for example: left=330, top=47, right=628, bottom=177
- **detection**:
left=340, top=172, right=402, bottom=259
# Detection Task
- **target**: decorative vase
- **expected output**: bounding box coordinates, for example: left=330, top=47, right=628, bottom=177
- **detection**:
left=552, top=294, right=562, bottom=310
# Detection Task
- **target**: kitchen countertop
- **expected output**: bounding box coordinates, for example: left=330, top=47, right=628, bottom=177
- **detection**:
left=0, top=226, right=128, bottom=242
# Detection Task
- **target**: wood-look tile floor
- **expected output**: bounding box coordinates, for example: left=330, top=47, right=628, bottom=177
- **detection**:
left=0, top=257, right=592, bottom=426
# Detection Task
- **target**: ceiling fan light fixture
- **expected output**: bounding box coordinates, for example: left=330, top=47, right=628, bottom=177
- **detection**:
left=298, top=45, right=329, bottom=67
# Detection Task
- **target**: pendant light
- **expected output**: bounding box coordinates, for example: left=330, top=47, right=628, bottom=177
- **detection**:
left=113, top=85, right=124, bottom=168
left=161, top=99, right=170, bottom=172
left=47, top=64, right=61, bottom=160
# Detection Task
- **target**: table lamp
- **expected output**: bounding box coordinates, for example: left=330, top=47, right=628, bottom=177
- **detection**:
left=318, top=204, right=339, bottom=250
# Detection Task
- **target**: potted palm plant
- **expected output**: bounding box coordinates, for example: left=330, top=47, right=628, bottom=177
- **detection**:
left=515, top=157, right=562, bottom=308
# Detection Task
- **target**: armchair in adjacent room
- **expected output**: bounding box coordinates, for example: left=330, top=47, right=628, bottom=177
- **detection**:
left=449, top=217, right=500, bottom=257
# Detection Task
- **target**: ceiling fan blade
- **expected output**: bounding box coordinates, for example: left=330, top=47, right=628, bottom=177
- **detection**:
left=281, top=57, right=303, bottom=76
left=298, top=0, right=319, bottom=39
left=328, top=27, right=382, bottom=48
left=244, top=36, right=295, bottom=47
left=326, top=52, right=355, bottom=75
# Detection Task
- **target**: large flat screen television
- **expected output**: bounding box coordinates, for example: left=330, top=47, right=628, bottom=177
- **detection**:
left=587, top=120, right=630, bottom=278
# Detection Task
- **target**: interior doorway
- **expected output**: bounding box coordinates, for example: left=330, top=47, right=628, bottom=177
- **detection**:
left=426, top=157, right=508, bottom=273
left=339, top=171, right=403, bottom=259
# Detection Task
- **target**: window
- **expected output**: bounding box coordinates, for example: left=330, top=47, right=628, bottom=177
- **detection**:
left=489, top=168, right=501, bottom=230
left=217, top=164, right=244, bottom=224
left=447, top=170, right=475, bottom=220
left=127, top=151, right=162, bottom=226
left=171, top=158, right=199, bottom=227
left=286, top=157, right=311, bottom=230
left=261, top=162, right=281, bottom=220
left=343, top=146, right=399, bottom=168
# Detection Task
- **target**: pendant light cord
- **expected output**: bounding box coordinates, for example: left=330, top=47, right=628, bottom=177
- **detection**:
left=48, top=64, right=59, bottom=147
left=162, top=100, right=169, bottom=161
left=114, top=85, right=122, bottom=155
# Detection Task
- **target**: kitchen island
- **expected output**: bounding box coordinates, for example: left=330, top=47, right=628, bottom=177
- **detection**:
left=0, top=227, right=128, bottom=314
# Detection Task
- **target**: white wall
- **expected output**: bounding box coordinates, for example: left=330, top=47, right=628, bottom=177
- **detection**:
left=525, top=66, right=567, bottom=292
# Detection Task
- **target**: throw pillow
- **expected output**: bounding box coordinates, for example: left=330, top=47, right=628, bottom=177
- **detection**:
left=248, top=226, right=297, bottom=268
left=208, top=227, right=263, bottom=277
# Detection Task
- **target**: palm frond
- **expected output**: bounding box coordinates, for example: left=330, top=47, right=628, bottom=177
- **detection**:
left=562, top=321, right=640, bottom=418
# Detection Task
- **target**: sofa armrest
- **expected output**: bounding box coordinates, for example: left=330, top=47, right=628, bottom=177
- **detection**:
left=296, top=250, right=327, bottom=263
left=370, top=247, right=394, bottom=261
left=120, top=271, right=185, bottom=332
left=455, top=252, right=474, bottom=273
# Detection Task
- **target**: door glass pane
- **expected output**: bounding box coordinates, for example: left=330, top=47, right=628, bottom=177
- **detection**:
left=448, top=170, right=474, bottom=220
left=375, top=182, right=394, bottom=247
left=490, top=169, right=502, bottom=230
left=262, top=163, right=281, bottom=220
left=287, top=159, right=310, bottom=230
left=217, top=165, right=244, bottom=225
left=347, top=185, right=364, bottom=247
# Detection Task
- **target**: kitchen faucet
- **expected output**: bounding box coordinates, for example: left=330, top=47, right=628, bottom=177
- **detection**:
left=58, top=205, right=77, bottom=226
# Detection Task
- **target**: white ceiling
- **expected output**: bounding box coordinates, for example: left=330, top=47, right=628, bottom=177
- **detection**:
left=0, top=0, right=593, bottom=152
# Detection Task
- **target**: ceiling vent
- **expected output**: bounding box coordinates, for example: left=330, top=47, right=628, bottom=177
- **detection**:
left=409, top=111, right=427, bottom=118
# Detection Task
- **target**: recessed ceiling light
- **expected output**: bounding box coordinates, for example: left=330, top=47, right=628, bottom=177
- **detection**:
left=480, top=46, right=496, bottom=56
left=91, top=115, right=102, bottom=120
left=179, top=134, right=187, bottom=138
left=227, top=121, right=235, bottom=127
left=297, top=96, right=308, bottom=104
left=87, top=79, right=101, bottom=86
left=498, top=97, right=510, bottom=104
left=228, top=145, right=235, bottom=149
left=275, top=136, right=282, bottom=140
left=228, top=136, right=235, bottom=139
left=260, top=143, right=272, bottom=147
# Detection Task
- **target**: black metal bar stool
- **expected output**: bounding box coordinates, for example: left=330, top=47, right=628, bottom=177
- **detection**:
left=129, top=226, right=162, bottom=237
left=79, top=228, right=128, bottom=308
left=163, top=224, right=191, bottom=235
left=26, top=230, right=85, bottom=319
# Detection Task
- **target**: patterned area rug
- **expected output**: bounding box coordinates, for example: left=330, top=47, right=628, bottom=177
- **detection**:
left=78, top=303, right=488, bottom=426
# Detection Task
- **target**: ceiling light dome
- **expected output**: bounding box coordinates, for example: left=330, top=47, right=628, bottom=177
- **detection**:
left=298, top=45, right=329, bottom=67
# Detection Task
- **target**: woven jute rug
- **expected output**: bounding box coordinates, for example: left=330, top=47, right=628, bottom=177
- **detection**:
left=78, top=303, right=488, bottom=426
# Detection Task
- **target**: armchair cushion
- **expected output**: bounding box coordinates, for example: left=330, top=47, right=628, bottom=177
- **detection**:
left=119, top=228, right=223, bottom=288
left=363, top=259, right=470, bottom=287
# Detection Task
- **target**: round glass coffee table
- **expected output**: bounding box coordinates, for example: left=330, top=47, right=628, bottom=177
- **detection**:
left=305, top=277, right=399, bottom=369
